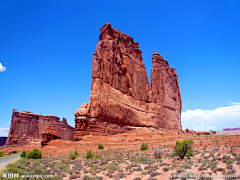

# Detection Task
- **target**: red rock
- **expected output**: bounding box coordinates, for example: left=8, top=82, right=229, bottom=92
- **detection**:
left=5, top=109, right=74, bottom=146
left=74, top=23, right=182, bottom=140
left=41, top=126, right=61, bottom=146
left=203, top=131, right=211, bottom=135
left=186, top=128, right=189, bottom=132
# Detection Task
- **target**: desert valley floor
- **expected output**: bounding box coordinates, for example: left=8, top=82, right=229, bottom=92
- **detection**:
left=1, top=128, right=240, bottom=180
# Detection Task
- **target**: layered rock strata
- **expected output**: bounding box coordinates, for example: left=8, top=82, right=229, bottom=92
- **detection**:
left=74, top=23, right=182, bottom=140
left=41, top=126, right=61, bottom=146
left=5, top=109, right=74, bottom=146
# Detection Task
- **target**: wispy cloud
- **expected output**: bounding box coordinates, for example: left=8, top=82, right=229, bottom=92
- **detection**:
left=181, top=103, right=240, bottom=131
left=0, top=63, right=6, bottom=72
left=0, top=127, right=9, bottom=136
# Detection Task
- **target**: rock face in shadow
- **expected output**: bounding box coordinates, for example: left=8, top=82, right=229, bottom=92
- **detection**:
left=0, top=137, right=7, bottom=146
left=74, top=23, right=182, bottom=140
left=41, top=126, right=61, bottom=146
left=5, top=109, right=74, bottom=146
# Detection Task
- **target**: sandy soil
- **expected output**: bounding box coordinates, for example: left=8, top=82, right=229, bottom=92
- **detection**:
left=0, top=128, right=240, bottom=180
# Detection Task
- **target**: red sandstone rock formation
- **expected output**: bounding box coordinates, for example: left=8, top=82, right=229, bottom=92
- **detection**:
left=203, top=131, right=211, bottom=135
left=41, top=126, right=61, bottom=146
left=5, top=109, right=74, bottom=146
left=74, top=23, right=182, bottom=140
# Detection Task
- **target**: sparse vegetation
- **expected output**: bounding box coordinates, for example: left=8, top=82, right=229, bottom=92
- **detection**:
left=1, top=128, right=239, bottom=179
left=86, top=150, right=94, bottom=159
left=141, top=142, right=148, bottom=151
left=173, top=139, right=194, bottom=159
left=26, top=149, right=42, bottom=159
left=152, top=147, right=162, bottom=159
left=20, top=151, right=26, bottom=158
left=68, top=151, right=76, bottom=160
left=98, top=143, right=104, bottom=149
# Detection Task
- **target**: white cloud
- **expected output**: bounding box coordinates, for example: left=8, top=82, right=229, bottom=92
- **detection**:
left=0, top=127, right=9, bottom=136
left=230, top=102, right=240, bottom=106
left=0, top=63, right=6, bottom=72
left=181, top=103, right=240, bottom=131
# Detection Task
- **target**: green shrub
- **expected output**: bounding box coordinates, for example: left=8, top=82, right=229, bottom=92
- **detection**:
left=226, top=160, right=234, bottom=164
left=0, top=152, right=3, bottom=157
left=173, top=139, right=194, bottom=159
left=95, top=154, right=99, bottom=159
left=74, top=150, right=79, bottom=156
left=68, top=151, right=76, bottom=160
left=98, top=144, right=104, bottom=149
left=86, top=150, right=93, bottom=159
left=212, top=131, right=216, bottom=134
left=27, top=149, right=42, bottom=159
left=139, top=156, right=146, bottom=162
left=57, top=164, right=70, bottom=170
left=141, top=142, right=148, bottom=151
left=20, top=151, right=26, bottom=158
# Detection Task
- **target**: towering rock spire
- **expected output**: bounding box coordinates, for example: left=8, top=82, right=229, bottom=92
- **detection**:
left=74, top=23, right=182, bottom=140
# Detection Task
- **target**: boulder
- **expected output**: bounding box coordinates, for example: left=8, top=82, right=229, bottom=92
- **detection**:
left=41, top=126, right=61, bottom=146
left=203, top=131, right=211, bottom=135
left=74, top=23, right=182, bottom=140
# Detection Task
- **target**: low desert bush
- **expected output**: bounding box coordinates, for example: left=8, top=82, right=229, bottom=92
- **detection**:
left=95, top=153, right=100, bottom=159
left=27, top=149, right=42, bottom=159
left=98, top=143, right=104, bottom=149
left=57, top=163, right=70, bottom=170
left=141, top=142, right=148, bottom=151
left=86, top=150, right=94, bottom=159
left=74, top=150, right=79, bottom=156
left=226, top=159, right=234, bottom=164
left=162, top=167, right=169, bottom=172
left=152, top=147, right=162, bottom=159
left=69, top=174, right=80, bottom=179
left=118, top=173, right=126, bottom=178
left=68, top=151, right=76, bottom=160
left=20, top=151, right=27, bottom=158
left=173, top=139, right=194, bottom=159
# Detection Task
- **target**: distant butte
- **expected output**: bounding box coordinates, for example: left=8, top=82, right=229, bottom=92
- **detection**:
left=5, top=109, right=74, bottom=146
left=74, top=23, right=182, bottom=140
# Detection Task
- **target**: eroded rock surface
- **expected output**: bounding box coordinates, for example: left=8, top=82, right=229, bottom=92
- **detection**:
left=41, top=126, right=61, bottom=146
left=5, top=109, right=74, bottom=146
left=74, top=23, right=182, bottom=140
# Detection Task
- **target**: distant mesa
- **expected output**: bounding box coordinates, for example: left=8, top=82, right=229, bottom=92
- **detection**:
left=74, top=23, right=182, bottom=140
left=223, top=127, right=240, bottom=131
left=5, top=109, right=74, bottom=146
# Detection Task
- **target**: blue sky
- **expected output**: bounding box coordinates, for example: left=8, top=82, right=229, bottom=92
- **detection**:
left=0, top=0, right=240, bottom=136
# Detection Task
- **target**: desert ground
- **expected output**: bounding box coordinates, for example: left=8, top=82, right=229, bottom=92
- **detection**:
left=0, top=128, right=240, bottom=180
